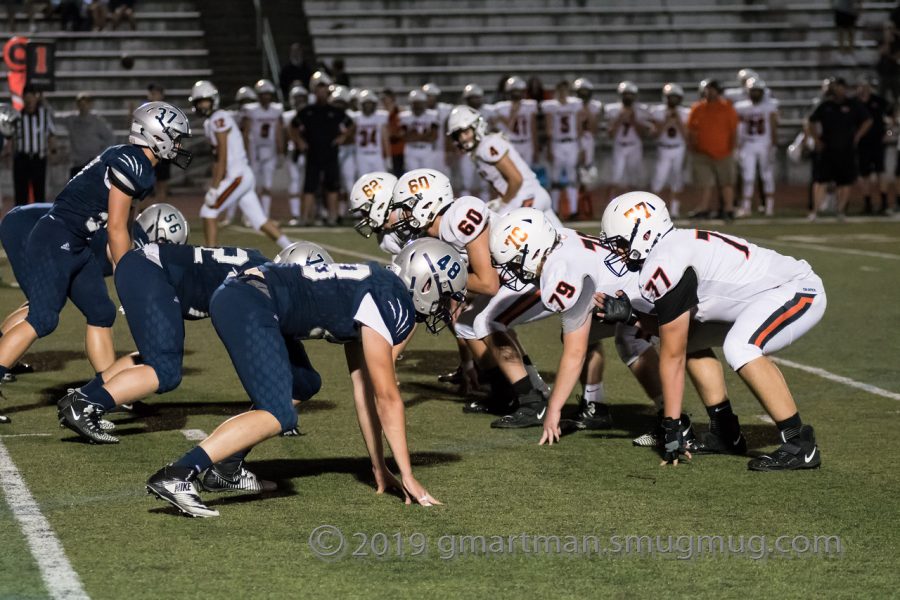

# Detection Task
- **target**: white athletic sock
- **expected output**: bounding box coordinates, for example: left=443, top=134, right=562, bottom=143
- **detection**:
left=566, top=187, right=578, bottom=217
left=583, top=382, right=605, bottom=404
left=261, top=194, right=272, bottom=217
left=276, top=235, right=292, bottom=249
left=289, top=197, right=300, bottom=218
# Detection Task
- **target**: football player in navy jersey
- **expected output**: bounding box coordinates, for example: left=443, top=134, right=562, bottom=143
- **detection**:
left=0, top=202, right=184, bottom=423
left=0, top=102, right=192, bottom=407
left=146, top=239, right=467, bottom=517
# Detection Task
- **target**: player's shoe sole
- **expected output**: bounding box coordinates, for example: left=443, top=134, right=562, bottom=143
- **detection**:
left=147, top=465, right=219, bottom=518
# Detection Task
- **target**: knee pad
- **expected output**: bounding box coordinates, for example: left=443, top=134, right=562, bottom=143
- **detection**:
left=152, top=352, right=184, bottom=393
left=26, top=310, right=59, bottom=338
left=292, top=370, right=322, bottom=402
left=722, top=336, right=760, bottom=372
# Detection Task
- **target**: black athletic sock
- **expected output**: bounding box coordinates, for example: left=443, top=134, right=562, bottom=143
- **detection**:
left=512, top=375, right=534, bottom=398
left=775, top=412, right=802, bottom=443
left=215, top=449, right=250, bottom=476
left=0, top=364, right=8, bottom=381
left=706, top=399, right=734, bottom=432
left=174, top=446, right=213, bottom=474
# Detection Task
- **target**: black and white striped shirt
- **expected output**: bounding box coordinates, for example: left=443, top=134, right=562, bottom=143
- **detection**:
left=15, top=105, right=56, bottom=158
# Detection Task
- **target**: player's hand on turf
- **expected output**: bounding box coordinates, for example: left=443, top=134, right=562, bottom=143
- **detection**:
left=373, top=465, right=408, bottom=501
left=402, top=474, right=442, bottom=507
left=539, top=408, right=562, bottom=445
left=660, top=417, right=692, bottom=466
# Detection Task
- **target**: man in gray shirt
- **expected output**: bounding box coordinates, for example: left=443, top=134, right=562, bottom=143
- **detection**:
left=58, top=92, right=115, bottom=177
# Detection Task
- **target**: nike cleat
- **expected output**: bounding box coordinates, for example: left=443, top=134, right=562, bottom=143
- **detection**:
left=748, top=425, right=821, bottom=471
left=10, top=361, right=34, bottom=375
left=491, top=402, right=547, bottom=429
left=199, top=464, right=276, bottom=493
left=463, top=396, right=516, bottom=415
left=57, top=391, right=119, bottom=444
left=572, top=396, right=613, bottom=430
left=147, top=465, right=219, bottom=517
left=695, top=413, right=747, bottom=455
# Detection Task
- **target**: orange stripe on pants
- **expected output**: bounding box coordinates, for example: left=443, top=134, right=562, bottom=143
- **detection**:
left=751, top=295, right=814, bottom=348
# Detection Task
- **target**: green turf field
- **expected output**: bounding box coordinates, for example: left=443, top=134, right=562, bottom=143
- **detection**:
left=0, top=218, right=898, bottom=599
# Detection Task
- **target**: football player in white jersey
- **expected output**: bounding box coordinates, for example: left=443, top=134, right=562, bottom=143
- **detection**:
left=543, top=80, right=583, bottom=219
left=349, top=89, right=390, bottom=178
left=447, top=105, right=560, bottom=227
left=734, top=78, right=779, bottom=217
left=457, top=83, right=493, bottom=197
left=240, top=79, right=284, bottom=218
left=330, top=85, right=357, bottom=208
left=400, top=89, right=439, bottom=171
left=600, top=192, right=826, bottom=470
left=189, top=81, right=293, bottom=249
left=390, top=168, right=552, bottom=427
left=423, top=82, right=453, bottom=170
left=219, top=85, right=259, bottom=226
left=283, top=85, right=308, bottom=226
left=650, top=83, right=690, bottom=219
left=348, top=171, right=405, bottom=256
left=605, top=81, right=650, bottom=198
left=573, top=77, right=601, bottom=191
left=491, top=208, right=741, bottom=444
left=723, top=68, right=758, bottom=104
left=493, top=76, right=539, bottom=165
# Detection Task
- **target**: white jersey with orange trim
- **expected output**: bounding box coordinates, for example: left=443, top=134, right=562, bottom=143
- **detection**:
left=472, top=132, right=539, bottom=197
left=543, top=97, right=582, bottom=143
left=204, top=109, right=250, bottom=178
left=241, top=101, right=283, bottom=158
left=399, top=108, right=439, bottom=153
left=734, top=97, right=779, bottom=148
left=353, top=109, right=389, bottom=157
left=437, top=195, right=495, bottom=254
left=649, top=105, right=690, bottom=148
left=578, top=99, right=603, bottom=164
left=604, top=102, right=651, bottom=146
left=493, top=99, right=538, bottom=162
left=638, top=228, right=814, bottom=323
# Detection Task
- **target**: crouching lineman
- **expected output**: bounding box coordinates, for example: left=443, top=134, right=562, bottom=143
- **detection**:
left=0, top=102, right=190, bottom=402
left=599, top=192, right=826, bottom=470
left=447, top=105, right=560, bottom=227
left=348, top=171, right=405, bottom=255
left=188, top=80, right=293, bottom=249
left=146, top=239, right=467, bottom=517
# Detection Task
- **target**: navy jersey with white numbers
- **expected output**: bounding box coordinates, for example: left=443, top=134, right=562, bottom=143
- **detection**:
left=144, top=244, right=269, bottom=319
left=259, top=261, right=415, bottom=345
left=50, top=144, right=156, bottom=239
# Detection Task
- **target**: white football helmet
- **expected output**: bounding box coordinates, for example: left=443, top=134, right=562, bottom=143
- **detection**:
left=289, top=85, right=308, bottom=110
left=0, top=103, right=20, bottom=138
left=737, top=68, right=759, bottom=86
left=390, top=238, right=467, bottom=333
left=462, top=83, right=483, bottom=99
left=129, top=101, right=192, bottom=169
left=489, top=208, right=560, bottom=291
left=309, top=70, right=332, bottom=89
left=504, top=76, right=527, bottom=93
left=254, top=79, right=276, bottom=97
left=390, top=169, right=454, bottom=241
left=330, top=85, right=351, bottom=106
left=274, top=241, right=334, bottom=266
left=408, top=89, right=427, bottom=104
left=422, top=82, right=441, bottom=97
left=188, top=80, right=220, bottom=116
left=573, top=77, right=594, bottom=96
left=617, top=81, right=639, bottom=96
left=235, top=86, right=258, bottom=105
left=600, top=191, right=672, bottom=276
left=662, top=82, right=684, bottom=99
left=349, top=171, right=398, bottom=237
left=447, top=104, right=486, bottom=152
left=135, top=203, right=190, bottom=245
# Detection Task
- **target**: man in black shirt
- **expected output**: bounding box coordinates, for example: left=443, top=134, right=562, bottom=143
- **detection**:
left=279, top=43, right=314, bottom=101
left=856, top=78, right=891, bottom=214
left=807, top=77, right=872, bottom=220
left=293, top=70, right=351, bottom=226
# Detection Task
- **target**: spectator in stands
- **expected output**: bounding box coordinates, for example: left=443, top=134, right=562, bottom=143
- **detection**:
left=294, top=71, right=351, bottom=226
left=6, top=0, right=36, bottom=32
left=279, top=43, right=313, bottom=100
left=57, top=92, right=114, bottom=178
left=5, top=85, right=56, bottom=205
left=833, top=0, right=861, bottom=57
left=855, top=77, right=890, bottom=214
left=108, top=0, right=135, bottom=30
left=146, top=83, right=171, bottom=200
left=686, top=79, right=738, bottom=220
left=807, top=77, right=872, bottom=220
left=57, top=0, right=86, bottom=31
left=381, top=88, right=405, bottom=176
left=331, top=58, right=350, bottom=87
left=87, top=0, right=108, bottom=31
left=876, top=23, right=900, bottom=104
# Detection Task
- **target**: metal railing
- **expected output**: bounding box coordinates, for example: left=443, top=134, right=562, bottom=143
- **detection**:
left=252, top=0, right=283, bottom=101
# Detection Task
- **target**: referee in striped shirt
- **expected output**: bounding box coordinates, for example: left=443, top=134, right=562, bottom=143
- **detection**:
left=11, top=85, right=57, bottom=205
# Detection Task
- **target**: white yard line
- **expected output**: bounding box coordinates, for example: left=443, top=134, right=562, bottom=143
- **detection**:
left=180, top=429, right=208, bottom=441
left=0, top=440, right=90, bottom=600
left=771, top=357, right=900, bottom=401
left=0, top=433, right=52, bottom=438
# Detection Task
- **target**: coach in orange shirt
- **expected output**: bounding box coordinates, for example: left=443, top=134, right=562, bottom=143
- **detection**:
left=687, top=80, right=739, bottom=219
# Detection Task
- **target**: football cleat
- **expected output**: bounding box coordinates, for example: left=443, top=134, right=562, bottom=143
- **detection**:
left=2, top=373, right=15, bottom=383
left=0, top=414, right=9, bottom=424
left=572, top=396, right=613, bottom=430
left=147, top=465, right=219, bottom=518
left=694, top=412, right=747, bottom=455
left=10, top=361, right=34, bottom=375
left=463, top=396, right=516, bottom=415
left=748, top=425, right=821, bottom=471
left=490, top=400, right=547, bottom=429
left=57, top=391, right=119, bottom=444
left=199, top=464, right=276, bottom=493
left=437, top=367, right=463, bottom=385
left=280, top=427, right=301, bottom=437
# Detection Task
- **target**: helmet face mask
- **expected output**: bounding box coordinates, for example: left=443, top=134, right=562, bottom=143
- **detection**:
left=130, top=101, right=193, bottom=170
left=447, top=105, right=485, bottom=152
left=489, top=208, right=560, bottom=291
left=349, top=172, right=397, bottom=238
left=389, top=169, right=454, bottom=243
left=599, top=192, right=672, bottom=277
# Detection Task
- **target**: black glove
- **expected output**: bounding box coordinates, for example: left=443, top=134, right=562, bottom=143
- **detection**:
left=597, top=293, right=633, bottom=324
left=661, top=417, right=691, bottom=465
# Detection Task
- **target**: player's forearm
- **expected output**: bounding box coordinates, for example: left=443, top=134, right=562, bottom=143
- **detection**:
left=107, top=228, right=131, bottom=266
left=350, top=367, right=387, bottom=469
left=373, top=392, right=414, bottom=476
left=501, top=175, right=523, bottom=203
left=466, top=271, right=499, bottom=296
left=659, top=350, right=686, bottom=420
left=547, top=340, right=587, bottom=416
